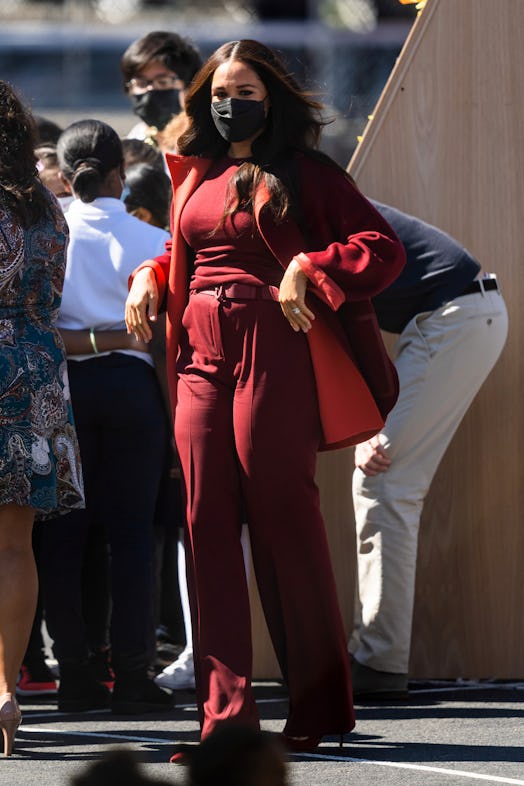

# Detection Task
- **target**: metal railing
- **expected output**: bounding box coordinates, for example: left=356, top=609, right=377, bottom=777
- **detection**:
left=0, top=0, right=415, bottom=26
left=0, top=1, right=414, bottom=164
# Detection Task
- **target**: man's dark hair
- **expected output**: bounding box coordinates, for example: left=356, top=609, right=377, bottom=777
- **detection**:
left=120, top=31, right=202, bottom=90
left=71, top=749, right=166, bottom=786
left=187, top=723, right=288, bottom=786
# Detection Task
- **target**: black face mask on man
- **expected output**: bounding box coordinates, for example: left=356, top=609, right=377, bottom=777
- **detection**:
left=131, top=89, right=181, bottom=130
left=211, top=98, right=267, bottom=143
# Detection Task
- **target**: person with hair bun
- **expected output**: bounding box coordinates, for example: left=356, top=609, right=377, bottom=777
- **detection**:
left=39, top=119, right=174, bottom=715
left=0, top=81, right=84, bottom=756
left=126, top=40, right=405, bottom=755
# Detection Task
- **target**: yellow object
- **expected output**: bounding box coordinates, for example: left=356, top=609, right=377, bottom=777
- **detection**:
left=398, top=0, right=427, bottom=8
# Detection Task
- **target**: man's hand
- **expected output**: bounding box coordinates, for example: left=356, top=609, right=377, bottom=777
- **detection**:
left=354, top=435, right=392, bottom=476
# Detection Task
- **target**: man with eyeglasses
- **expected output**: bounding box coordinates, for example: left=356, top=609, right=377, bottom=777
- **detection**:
left=121, top=30, right=202, bottom=149
left=118, top=31, right=202, bottom=696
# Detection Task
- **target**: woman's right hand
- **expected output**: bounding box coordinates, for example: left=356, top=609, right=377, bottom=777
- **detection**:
left=125, top=267, right=159, bottom=343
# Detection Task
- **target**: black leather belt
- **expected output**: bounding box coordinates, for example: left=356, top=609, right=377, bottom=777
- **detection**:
left=461, top=277, right=499, bottom=296
left=191, top=283, right=280, bottom=302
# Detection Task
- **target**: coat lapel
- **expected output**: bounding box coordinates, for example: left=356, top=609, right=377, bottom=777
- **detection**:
left=164, top=155, right=214, bottom=357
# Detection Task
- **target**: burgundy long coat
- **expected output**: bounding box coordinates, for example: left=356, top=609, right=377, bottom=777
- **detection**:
left=132, top=152, right=406, bottom=450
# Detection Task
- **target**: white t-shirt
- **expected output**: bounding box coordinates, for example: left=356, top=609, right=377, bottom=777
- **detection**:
left=58, top=197, right=169, bottom=362
left=127, top=120, right=149, bottom=141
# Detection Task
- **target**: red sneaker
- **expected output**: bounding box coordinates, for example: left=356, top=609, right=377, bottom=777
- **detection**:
left=17, top=664, right=58, bottom=696
left=169, top=744, right=194, bottom=765
left=89, top=649, right=115, bottom=691
left=169, top=751, right=188, bottom=765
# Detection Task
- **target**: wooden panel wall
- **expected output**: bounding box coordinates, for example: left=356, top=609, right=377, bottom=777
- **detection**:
left=347, top=0, right=524, bottom=678
left=251, top=0, right=524, bottom=679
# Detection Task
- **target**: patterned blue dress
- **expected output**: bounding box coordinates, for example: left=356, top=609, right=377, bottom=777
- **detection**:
left=0, top=189, right=84, bottom=518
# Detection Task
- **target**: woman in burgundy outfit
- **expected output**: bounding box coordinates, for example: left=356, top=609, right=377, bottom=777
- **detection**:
left=125, top=39, right=405, bottom=755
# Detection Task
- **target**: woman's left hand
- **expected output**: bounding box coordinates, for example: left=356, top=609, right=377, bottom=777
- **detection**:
left=279, top=259, right=315, bottom=332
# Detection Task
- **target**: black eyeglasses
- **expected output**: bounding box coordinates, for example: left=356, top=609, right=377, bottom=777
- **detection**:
left=126, top=75, right=182, bottom=95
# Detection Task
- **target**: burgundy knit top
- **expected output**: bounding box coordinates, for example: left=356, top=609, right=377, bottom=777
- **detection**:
left=180, top=156, right=283, bottom=291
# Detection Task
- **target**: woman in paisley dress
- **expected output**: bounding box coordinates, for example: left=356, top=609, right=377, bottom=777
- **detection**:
left=0, top=80, right=84, bottom=755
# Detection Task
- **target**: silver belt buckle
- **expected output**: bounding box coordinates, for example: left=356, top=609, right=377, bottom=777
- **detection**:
left=481, top=273, right=497, bottom=295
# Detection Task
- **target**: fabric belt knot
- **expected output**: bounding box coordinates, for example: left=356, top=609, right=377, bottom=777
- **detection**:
left=192, top=283, right=280, bottom=302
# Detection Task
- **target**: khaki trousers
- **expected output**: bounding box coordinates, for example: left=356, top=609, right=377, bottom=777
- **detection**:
left=350, top=285, right=508, bottom=673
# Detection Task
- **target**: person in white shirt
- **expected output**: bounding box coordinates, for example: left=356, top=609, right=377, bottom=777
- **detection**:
left=39, top=119, right=174, bottom=715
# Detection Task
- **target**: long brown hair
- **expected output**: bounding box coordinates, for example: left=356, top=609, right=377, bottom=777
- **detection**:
left=0, top=81, right=49, bottom=227
left=177, top=39, right=338, bottom=224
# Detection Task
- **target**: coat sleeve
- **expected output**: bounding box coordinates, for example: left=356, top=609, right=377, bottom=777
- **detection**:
left=295, top=159, right=406, bottom=305
left=128, top=196, right=175, bottom=304
left=127, top=238, right=171, bottom=308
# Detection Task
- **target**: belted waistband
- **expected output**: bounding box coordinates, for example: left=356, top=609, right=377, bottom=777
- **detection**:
left=461, top=275, right=500, bottom=296
left=191, top=283, right=280, bottom=302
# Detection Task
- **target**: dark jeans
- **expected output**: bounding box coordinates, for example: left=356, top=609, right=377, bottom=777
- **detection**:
left=154, top=469, right=185, bottom=645
left=40, top=353, right=169, bottom=670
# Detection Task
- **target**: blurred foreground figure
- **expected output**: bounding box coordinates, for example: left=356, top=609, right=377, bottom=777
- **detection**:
left=185, top=724, right=288, bottom=786
left=71, top=749, right=166, bottom=786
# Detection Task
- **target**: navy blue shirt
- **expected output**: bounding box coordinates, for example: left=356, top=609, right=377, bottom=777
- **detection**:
left=370, top=201, right=480, bottom=334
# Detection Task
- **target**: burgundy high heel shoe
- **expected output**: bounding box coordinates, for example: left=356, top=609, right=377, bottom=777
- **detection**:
left=169, top=743, right=193, bottom=765
left=0, top=693, right=22, bottom=757
left=279, top=733, right=345, bottom=754
left=279, top=733, right=323, bottom=754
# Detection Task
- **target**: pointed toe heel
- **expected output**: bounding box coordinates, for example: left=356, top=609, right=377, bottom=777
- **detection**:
left=279, top=732, right=347, bottom=754
left=279, top=733, right=322, bottom=754
left=0, top=693, right=22, bottom=757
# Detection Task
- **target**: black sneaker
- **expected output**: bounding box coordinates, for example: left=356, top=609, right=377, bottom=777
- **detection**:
left=58, top=660, right=112, bottom=712
left=88, top=649, right=115, bottom=690
left=350, top=655, right=409, bottom=700
left=112, top=670, right=175, bottom=715
left=17, top=662, right=58, bottom=697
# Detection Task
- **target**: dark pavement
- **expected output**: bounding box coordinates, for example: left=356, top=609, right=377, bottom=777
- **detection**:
left=3, top=681, right=523, bottom=786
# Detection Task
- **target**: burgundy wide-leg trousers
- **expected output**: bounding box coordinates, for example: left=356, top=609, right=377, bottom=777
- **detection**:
left=175, top=289, right=354, bottom=739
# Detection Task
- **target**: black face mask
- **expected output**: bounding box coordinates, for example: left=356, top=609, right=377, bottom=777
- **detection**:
left=130, top=89, right=181, bottom=130
left=211, top=98, right=267, bottom=143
